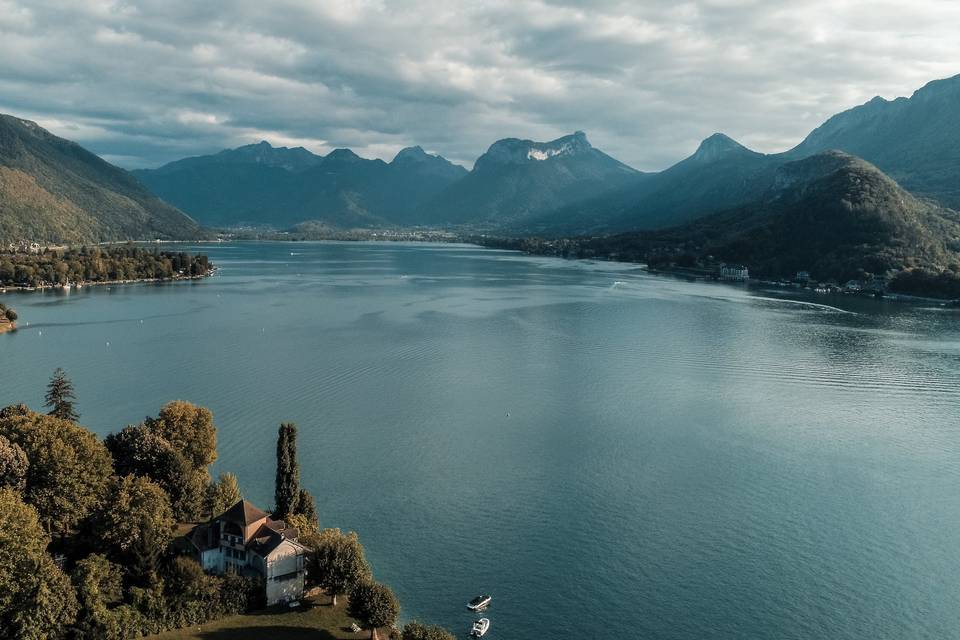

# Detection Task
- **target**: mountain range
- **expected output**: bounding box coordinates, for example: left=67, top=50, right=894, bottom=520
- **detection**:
left=133, top=142, right=468, bottom=229
left=126, top=73, right=960, bottom=238
left=132, top=131, right=639, bottom=230
left=0, top=114, right=202, bottom=244
left=561, top=152, right=960, bottom=283
left=2, top=72, right=960, bottom=292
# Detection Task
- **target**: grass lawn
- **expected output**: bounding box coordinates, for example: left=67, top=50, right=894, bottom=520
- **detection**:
left=148, top=592, right=382, bottom=640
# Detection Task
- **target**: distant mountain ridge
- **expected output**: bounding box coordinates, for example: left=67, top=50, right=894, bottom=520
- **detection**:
left=134, top=142, right=468, bottom=228
left=524, top=73, right=960, bottom=235
left=124, top=72, right=960, bottom=239
left=0, top=114, right=202, bottom=244
left=787, top=73, right=960, bottom=209
left=498, top=151, right=960, bottom=294
left=524, top=133, right=778, bottom=235
left=418, top=131, right=640, bottom=226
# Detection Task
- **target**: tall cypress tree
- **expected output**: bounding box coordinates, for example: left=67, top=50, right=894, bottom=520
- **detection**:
left=274, top=422, right=300, bottom=519
left=45, top=368, right=79, bottom=422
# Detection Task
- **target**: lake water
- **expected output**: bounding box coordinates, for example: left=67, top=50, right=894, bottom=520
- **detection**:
left=3, top=241, right=960, bottom=639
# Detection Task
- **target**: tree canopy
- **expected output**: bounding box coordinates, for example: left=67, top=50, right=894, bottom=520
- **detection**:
left=401, top=621, right=457, bottom=640
left=89, top=475, right=174, bottom=565
left=349, top=580, right=400, bottom=640
left=311, top=528, right=372, bottom=606
left=105, top=401, right=218, bottom=521
left=0, top=488, right=78, bottom=639
left=0, top=246, right=211, bottom=289
left=145, top=401, right=217, bottom=471
left=0, top=406, right=113, bottom=536
left=0, top=433, right=28, bottom=492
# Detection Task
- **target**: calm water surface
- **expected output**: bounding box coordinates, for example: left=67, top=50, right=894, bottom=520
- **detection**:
left=3, top=241, right=960, bottom=639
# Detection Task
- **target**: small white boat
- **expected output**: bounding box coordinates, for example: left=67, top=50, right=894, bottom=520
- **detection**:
left=470, top=618, right=490, bottom=638
left=467, top=595, right=492, bottom=611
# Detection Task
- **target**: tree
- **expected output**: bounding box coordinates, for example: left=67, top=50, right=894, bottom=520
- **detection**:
left=89, top=475, right=174, bottom=565
left=139, top=401, right=218, bottom=521
left=312, top=528, right=372, bottom=606
left=105, top=422, right=207, bottom=521
left=0, top=407, right=113, bottom=536
left=128, top=517, right=168, bottom=586
left=164, top=556, right=218, bottom=610
left=0, top=434, right=28, bottom=492
left=144, top=401, right=217, bottom=472
left=293, top=487, right=318, bottom=527
left=71, top=554, right=124, bottom=640
left=349, top=580, right=400, bottom=640
left=0, top=488, right=78, bottom=639
left=45, top=368, right=79, bottom=422
left=274, top=422, right=300, bottom=519
left=4, top=307, right=16, bottom=322
left=207, top=471, right=243, bottom=517
left=402, top=621, right=457, bottom=640
left=285, top=513, right=321, bottom=542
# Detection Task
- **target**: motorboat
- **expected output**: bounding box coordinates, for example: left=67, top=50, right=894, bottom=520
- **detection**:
left=470, top=618, right=490, bottom=637
left=467, top=594, right=491, bottom=611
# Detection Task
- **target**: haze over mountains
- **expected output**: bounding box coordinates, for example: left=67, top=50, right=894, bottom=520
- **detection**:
left=132, top=141, right=467, bottom=229
left=1, top=71, right=960, bottom=282
left=133, top=131, right=638, bottom=230
left=128, top=73, right=960, bottom=239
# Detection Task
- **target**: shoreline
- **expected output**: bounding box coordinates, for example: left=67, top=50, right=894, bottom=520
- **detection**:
left=0, top=267, right=216, bottom=295
left=466, top=239, right=960, bottom=307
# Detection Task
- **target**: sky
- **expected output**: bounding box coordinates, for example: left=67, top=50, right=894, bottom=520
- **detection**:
left=1, top=0, right=958, bottom=171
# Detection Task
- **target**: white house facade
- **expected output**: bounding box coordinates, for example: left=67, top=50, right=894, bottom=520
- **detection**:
left=188, top=499, right=309, bottom=606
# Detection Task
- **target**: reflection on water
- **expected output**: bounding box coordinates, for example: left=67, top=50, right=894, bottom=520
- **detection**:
left=2, top=241, right=960, bottom=640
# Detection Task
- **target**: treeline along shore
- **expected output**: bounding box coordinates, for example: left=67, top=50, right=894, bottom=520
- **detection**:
left=0, top=245, right=213, bottom=291
left=0, top=369, right=456, bottom=640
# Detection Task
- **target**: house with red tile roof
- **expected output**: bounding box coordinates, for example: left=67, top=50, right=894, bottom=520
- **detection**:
left=187, top=499, right=309, bottom=605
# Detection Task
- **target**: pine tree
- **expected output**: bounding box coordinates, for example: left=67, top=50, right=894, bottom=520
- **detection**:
left=274, top=422, right=300, bottom=519
left=44, top=368, right=79, bottom=422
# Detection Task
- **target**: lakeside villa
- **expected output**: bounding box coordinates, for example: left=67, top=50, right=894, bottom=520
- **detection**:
left=185, top=500, right=310, bottom=605
left=719, top=263, right=749, bottom=281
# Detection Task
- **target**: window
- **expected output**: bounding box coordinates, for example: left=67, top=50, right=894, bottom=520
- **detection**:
left=272, top=571, right=300, bottom=582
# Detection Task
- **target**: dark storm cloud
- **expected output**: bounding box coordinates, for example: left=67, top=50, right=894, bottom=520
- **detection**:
left=0, top=0, right=957, bottom=169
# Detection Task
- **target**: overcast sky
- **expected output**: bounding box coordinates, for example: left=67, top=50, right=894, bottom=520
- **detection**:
left=1, top=0, right=958, bottom=170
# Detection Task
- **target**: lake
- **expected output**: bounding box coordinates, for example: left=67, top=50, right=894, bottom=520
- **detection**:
left=3, top=241, right=960, bottom=639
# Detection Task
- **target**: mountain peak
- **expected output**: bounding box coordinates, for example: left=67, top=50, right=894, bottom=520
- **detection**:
left=392, top=145, right=429, bottom=163
left=478, top=132, right=595, bottom=168
left=911, top=72, right=960, bottom=101
left=691, top=133, right=752, bottom=162
left=324, top=148, right=361, bottom=163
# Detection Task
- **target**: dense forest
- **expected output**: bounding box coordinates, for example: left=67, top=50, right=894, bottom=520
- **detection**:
left=0, top=371, right=454, bottom=640
left=0, top=245, right=212, bottom=289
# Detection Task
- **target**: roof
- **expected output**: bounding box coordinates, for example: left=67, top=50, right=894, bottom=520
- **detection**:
left=218, top=499, right=269, bottom=527
left=247, top=519, right=305, bottom=557
left=185, top=521, right=220, bottom=553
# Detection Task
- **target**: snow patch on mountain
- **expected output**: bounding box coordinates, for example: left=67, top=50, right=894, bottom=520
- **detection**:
left=527, top=145, right=571, bottom=161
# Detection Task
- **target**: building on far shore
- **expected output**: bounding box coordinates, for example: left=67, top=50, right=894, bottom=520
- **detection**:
left=719, top=263, right=749, bottom=281
left=185, top=500, right=309, bottom=605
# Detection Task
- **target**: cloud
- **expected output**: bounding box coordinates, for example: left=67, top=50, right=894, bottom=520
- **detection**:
left=0, top=0, right=957, bottom=170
